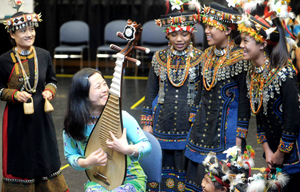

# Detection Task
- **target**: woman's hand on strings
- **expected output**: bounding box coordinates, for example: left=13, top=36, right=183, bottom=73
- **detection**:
left=79, top=148, right=107, bottom=168
left=16, top=91, right=32, bottom=102
left=106, top=128, right=131, bottom=155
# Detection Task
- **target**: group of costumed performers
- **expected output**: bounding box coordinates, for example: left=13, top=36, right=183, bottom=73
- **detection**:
left=234, top=0, right=300, bottom=190
left=63, top=68, right=152, bottom=192
left=142, top=0, right=300, bottom=192
left=141, top=0, right=202, bottom=191
left=0, top=12, right=69, bottom=191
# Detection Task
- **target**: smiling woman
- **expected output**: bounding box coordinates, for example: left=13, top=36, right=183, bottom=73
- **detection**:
left=184, top=2, right=251, bottom=191
left=0, top=11, right=68, bottom=191
left=140, top=1, right=203, bottom=191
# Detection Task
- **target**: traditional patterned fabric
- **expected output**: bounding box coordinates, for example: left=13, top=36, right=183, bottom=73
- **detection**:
left=252, top=62, right=300, bottom=174
left=185, top=45, right=250, bottom=191
left=141, top=46, right=202, bottom=192
left=63, top=111, right=151, bottom=191
left=2, top=169, right=69, bottom=192
left=0, top=47, right=60, bottom=179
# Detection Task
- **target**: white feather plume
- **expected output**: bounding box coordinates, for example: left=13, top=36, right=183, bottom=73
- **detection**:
left=243, top=0, right=264, bottom=12
left=188, top=0, right=201, bottom=12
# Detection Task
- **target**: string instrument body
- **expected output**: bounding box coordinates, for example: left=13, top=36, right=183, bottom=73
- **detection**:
left=84, top=20, right=148, bottom=190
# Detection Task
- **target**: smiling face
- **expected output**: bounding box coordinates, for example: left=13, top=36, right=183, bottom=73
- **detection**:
left=167, top=31, right=192, bottom=51
left=205, top=24, right=229, bottom=48
left=240, top=33, right=264, bottom=61
left=10, top=26, right=35, bottom=51
left=88, top=73, right=109, bottom=110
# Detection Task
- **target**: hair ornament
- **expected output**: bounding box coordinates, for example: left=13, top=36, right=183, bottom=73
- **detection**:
left=267, top=0, right=295, bottom=19
left=246, top=167, right=289, bottom=192
left=157, top=0, right=201, bottom=34
left=203, top=145, right=256, bottom=190
left=4, top=12, right=42, bottom=32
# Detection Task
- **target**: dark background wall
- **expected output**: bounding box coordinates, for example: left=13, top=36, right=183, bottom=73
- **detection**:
left=1, top=0, right=300, bottom=60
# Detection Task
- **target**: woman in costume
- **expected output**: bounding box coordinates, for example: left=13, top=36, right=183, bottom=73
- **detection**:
left=0, top=12, right=68, bottom=191
left=237, top=1, right=300, bottom=190
left=63, top=68, right=151, bottom=192
left=140, top=1, right=202, bottom=191
left=184, top=2, right=251, bottom=191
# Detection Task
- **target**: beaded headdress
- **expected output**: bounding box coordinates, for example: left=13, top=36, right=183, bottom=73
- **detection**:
left=242, top=167, right=289, bottom=192
left=155, top=0, right=201, bottom=34
left=4, top=12, right=42, bottom=33
left=203, top=145, right=255, bottom=191
left=201, top=2, right=242, bottom=31
left=235, top=0, right=295, bottom=43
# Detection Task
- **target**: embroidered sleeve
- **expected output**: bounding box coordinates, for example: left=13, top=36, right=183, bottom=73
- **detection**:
left=236, top=64, right=251, bottom=138
left=236, top=119, right=249, bottom=138
left=45, top=83, right=57, bottom=98
left=189, top=104, right=198, bottom=122
left=123, top=111, right=152, bottom=162
left=45, top=50, right=57, bottom=97
left=1, top=89, right=18, bottom=103
left=141, top=55, right=160, bottom=126
left=256, top=121, right=267, bottom=144
left=278, top=133, right=296, bottom=153
left=63, top=130, right=87, bottom=171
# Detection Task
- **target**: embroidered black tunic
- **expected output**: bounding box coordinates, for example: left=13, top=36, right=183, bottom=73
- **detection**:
left=184, top=45, right=251, bottom=191
left=253, top=61, right=300, bottom=174
left=141, top=47, right=202, bottom=149
left=0, top=47, right=60, bottom=179
left=141, top=47, right=202, bottom=191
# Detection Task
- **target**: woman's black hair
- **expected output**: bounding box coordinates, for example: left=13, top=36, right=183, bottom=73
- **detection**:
left=268, top=18, right=289, bottom=68
left=64, top=68, right=104, bottom=141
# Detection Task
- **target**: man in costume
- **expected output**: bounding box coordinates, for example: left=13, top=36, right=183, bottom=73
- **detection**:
left=0, top=12, right=69, bottom=191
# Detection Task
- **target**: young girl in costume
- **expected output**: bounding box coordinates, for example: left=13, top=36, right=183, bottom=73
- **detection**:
left=63, top=68, right=151, bottom=192
left=140, top=1, right=202, bottom=191
left=184, top=2, right=251, bottom=191
left=237, top=0, right=300, bottom=190
left=0, top=12, right=68, bottom=191
left=202, top=145, right=255, bottom=192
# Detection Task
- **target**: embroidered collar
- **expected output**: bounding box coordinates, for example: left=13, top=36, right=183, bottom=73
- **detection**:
left=170, top=45, right=192, bottom=56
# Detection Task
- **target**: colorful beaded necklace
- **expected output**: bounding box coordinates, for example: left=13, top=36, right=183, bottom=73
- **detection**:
left=248, top=58, right=270, bottom=115
left=202, top=40, right=234, bottom=91
left=166, top=45, right=192, bottom=87
left=15, top=46, right=38, bottom=93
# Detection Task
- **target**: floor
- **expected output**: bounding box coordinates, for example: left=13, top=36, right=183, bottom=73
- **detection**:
left=0, top=60, right=266, bottom=191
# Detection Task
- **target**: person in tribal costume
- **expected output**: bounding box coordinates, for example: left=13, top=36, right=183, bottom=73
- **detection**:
left=63, top=68, right=152, bottom=192
left=0, top=12, right=68, bottom=191
left=237, top=0, right=300, bottom=190
left=141, top=1, right=202, bottom=191
left=184, top=2, right=251, bottom=191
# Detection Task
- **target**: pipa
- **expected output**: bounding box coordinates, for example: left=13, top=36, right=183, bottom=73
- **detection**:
left=84, top=19, right=149, bottom=190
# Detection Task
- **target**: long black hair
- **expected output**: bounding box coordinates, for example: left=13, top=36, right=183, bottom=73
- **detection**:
left=268, top=18, right=289, bottom=68
left=64, top=68, right=104, bottom=141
